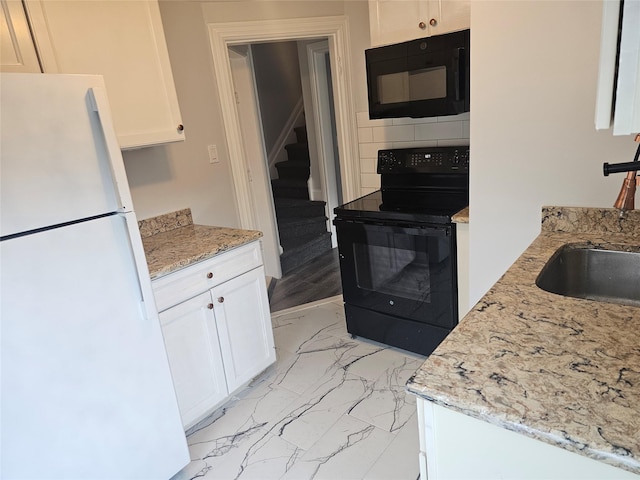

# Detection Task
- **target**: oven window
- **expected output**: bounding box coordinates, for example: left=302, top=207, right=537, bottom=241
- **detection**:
left=377, top=66, right=447, bottom=105
left=351, top=231, right=450, bottom=302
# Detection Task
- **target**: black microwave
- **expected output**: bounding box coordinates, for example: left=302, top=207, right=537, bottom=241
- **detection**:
left=365, top=29, right=470, bottom=119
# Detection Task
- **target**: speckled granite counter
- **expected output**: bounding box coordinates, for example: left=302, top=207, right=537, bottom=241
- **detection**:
left=407, top=206, right=640, bottom=474
left=139, top=209, right=262, bottom=279
left=452, top=206, right=469, bottom=223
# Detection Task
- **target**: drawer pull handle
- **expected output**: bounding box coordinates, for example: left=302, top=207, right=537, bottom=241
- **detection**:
left=218, top=297, right=224, bottom=303
left=206, top=272, right=213, bottom=279
left=207, top=303, right=214, bottom=310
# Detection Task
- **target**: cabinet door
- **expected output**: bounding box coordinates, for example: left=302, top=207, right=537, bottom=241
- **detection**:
left=428, top=0, right=470, bottom=36
left=368, top=0, right=469, bottom=47
left=159, top=292, right=228, bottom=429
left=212, top=266, right=276, bottom=393
left=368, top=0, right=428, bottom=47
left=0, top=0, right=41, bottom=72
left=24, top=0, right=184, bottom=149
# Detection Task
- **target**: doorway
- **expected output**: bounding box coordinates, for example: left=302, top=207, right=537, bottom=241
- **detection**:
left=207, top=17, right=360, bottom=279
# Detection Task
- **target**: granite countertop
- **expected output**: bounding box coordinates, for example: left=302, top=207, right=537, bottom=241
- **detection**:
left=407, top=206, right=640, bottom=475
left=139, top=209, right=262, bottom=279
left=452, top=206, right=469, bottom=223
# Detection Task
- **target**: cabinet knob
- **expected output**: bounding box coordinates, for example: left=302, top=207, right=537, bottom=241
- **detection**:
left=207, top=303, right=214, bottom=309
left=218, top=297, right=224, bottom=303
left=429, top=18, right=437, bottom=26
left=177, top=124, right=184, bottom=132
left=206, top=272, right=213, bottom=279
left=419, top=21, right=426, bottom=29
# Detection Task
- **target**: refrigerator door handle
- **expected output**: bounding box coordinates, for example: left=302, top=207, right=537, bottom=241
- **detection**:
left=87, top=86, right=134, bottom=213
left=119, top=212, right=159, bottom=321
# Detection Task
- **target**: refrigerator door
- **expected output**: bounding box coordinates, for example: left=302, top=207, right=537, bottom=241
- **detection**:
left=0, top=73, right=133, bottom=237
left=1, top=214, right=189, bottom=479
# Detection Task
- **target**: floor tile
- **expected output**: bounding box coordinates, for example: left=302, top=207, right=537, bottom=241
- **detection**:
left=281, top=415, right=396, bottom=480
left=175, top=427, right=303, bottom=480
left=271, top=370, right=371, bottom=450
left=173, top=299, right=422, bottom=480
left=347, top=380, right=416, bottom=434
left=343, top=346, right=424, bottom=384
left=187, top=382, right=300, bottom=458
left=364, top=412, right=420, bottom=480
left=272, top=308, right=345, bottom=356
left=271, top=333, right=357, bottom=396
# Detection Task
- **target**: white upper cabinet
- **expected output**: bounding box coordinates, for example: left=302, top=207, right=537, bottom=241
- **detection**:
left=16, top=0, right=184, bottom=149
left=595, top=0, right=640, bottom=135
left=0, top=0, right=41, bottom=72
left=369, top=0, right=470, bottom=47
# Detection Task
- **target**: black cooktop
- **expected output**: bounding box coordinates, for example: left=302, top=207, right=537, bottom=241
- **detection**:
left=334, top=190, right=467, bottom=225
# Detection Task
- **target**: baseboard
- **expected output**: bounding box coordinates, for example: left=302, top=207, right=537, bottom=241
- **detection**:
left=265, top=276, right=277, bottom=300
left=270, top=294, right=343, bottom=317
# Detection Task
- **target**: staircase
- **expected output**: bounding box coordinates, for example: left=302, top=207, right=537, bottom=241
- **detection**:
left=272, top=125, right=332, bottom=275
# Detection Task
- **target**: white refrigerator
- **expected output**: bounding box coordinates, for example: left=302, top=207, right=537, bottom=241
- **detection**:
left=0, top=74, right=189, bottom=479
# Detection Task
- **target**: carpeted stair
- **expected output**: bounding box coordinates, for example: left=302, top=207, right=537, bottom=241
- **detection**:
left=272, top=125, right=332, bottom=274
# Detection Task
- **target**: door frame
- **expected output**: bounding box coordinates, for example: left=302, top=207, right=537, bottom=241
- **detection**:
left=207, top=16, right=361, bottom=241
left=306, top=39, right=340, bottom=248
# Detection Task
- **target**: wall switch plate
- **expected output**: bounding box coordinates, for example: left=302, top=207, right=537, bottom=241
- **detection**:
left=208, top=144, right=219, bottom=164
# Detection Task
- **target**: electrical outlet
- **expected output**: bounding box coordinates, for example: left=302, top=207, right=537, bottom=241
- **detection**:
left=208, top=144, right=219, bottom=164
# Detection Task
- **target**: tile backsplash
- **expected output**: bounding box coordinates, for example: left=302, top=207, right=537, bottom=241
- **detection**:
left=356, top=111, right=470, bottom=196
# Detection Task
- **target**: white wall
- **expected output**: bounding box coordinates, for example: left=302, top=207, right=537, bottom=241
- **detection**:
left=122, top=1, right=239, bottom=227
left=122, top=1, right=375, bottom=224
left=252, top=41, right=303, bottom=154
left=469, top=1, right=638, bottom=305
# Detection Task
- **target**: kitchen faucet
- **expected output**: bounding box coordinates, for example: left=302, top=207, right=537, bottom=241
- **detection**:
left=603, top=134, right=640, bottom=213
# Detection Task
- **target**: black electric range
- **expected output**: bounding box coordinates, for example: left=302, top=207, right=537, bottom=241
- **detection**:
left=333, top=146, right=469, bottom=356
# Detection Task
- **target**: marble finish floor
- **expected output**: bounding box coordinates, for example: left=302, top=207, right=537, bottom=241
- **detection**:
left=173, top=297, right=424, bottom=480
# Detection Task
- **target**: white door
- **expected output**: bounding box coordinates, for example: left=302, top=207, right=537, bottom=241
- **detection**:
left=1, top=215, right=189, bottom=479
left=229, top=46, right=282, bottom=278
left=212, top=266, right=276, bottom=393
left=160, top=292, right=229, bottom=428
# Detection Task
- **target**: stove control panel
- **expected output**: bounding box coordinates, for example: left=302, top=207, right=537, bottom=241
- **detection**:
left=377, top=146, right=469, bottom=174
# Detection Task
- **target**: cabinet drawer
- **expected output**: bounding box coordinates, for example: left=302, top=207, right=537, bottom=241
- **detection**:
left=152, top=241, right=262, bottom=312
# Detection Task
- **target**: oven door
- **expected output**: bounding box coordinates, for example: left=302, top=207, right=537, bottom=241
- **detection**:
left=334, top=218, right=458, bottom=329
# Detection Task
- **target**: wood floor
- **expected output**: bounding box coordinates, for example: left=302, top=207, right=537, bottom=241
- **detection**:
left=269, top=247, right=342, bottom=312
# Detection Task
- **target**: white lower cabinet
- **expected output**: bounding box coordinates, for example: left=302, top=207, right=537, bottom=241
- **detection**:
left=159, top=292, right=228, bottom=429
left=153, top=241, right=276, bottom=429
left=416, top=398, right=639, bottom=480
left=212, top=266, right=274, bottom=393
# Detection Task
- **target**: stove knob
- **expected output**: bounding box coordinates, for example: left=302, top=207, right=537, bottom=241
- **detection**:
left=378, top=154, right=390, bottom=170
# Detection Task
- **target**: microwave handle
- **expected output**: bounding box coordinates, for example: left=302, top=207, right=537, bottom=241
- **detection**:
left=455, top=47, right=466, bottom=102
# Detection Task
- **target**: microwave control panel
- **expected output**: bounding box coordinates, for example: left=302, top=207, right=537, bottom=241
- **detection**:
left=377, top=147, right=469, bottom=174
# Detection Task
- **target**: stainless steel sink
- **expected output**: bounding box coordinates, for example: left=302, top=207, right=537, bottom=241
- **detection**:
left=535, top=243, right=640, bottom=307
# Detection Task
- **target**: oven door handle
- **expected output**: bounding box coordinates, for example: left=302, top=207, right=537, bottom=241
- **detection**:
left=335, top=218, right=451, bottom=237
